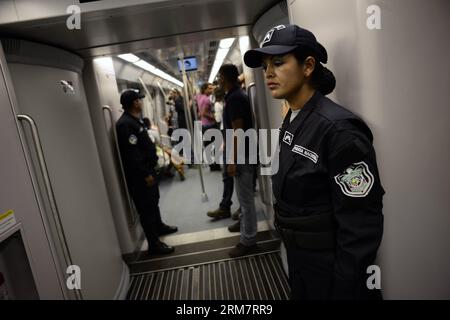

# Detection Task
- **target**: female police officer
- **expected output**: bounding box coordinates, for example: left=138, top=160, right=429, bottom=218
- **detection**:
left=244, top=25, right=384, bottom=300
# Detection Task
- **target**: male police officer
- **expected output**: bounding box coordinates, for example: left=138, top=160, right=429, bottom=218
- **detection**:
left=116, top=89, right=177, bottom=255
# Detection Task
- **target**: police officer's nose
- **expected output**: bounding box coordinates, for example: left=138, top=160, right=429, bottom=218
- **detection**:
left=264, top=63, right=275, bottom=79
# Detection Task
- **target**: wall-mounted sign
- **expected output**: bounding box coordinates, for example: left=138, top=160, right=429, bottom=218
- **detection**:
left=0, top=210, right=16, bottom=235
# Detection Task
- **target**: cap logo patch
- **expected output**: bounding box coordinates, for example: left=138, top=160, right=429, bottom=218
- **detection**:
left=261, top=30, right=274, bottom=47
left=334, top=162, right=374, bottom=197
left=129, top=134, right=138, bottom=145
left=261, top=25, right=287, bottom=47
left=292, top=145, right=319, bottom=163
left=273, top=24, right=287, bottom=30
left=282, top=131, right=293, bottom=146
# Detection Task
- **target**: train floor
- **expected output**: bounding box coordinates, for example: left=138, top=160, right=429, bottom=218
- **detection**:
left=124, top=165, right=289, bottom=300
left=157, top=164, right=269, bottom=235
left=131, top=164, right=273, bottom=250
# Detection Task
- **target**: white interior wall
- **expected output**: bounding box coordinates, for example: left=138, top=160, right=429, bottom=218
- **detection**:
left=288, top=0, right=450, bottom=299
left=83, top=57, right=143, bottom=255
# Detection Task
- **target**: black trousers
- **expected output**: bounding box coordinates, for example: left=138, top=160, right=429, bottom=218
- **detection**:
left=128, top=179, right=163, bottom=247
left=286, top=247, right=382, bottom=300
left=202, top=124, right=221, bottom=170
left=286, top=247, right=335, bottom=300
left=220, top=159, right=234, bottom=210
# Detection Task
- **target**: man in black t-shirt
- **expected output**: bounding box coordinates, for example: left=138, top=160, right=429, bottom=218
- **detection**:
left=218, top=64, right=258, bottom=258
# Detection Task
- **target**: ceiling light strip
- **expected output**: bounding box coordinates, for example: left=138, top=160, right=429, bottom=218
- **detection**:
left=118, top=53, right=183, bottom=87
left=208, top=37, right=235, bottom=83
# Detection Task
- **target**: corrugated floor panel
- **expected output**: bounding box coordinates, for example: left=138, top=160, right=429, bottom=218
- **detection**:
left=126, top=252, right=290, bottom=300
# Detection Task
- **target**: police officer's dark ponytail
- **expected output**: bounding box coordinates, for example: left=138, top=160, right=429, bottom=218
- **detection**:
left=313, top=63, right=336, bottom=96
left=293, top=48, right=336, bottom=96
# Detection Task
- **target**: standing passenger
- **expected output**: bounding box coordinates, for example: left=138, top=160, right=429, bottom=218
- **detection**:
left=244, top=24, right=384, bottom=299
left=218, top=64, right=258, bottom=258
left=197, top=83, right=221, bottom=171
left=206, top=87, right=239, bottom=221
left=171, top=88, right=187, bottom=130
left=116, top=90, right=178, bottom=255
left=213, top=87, right=225, bottom=131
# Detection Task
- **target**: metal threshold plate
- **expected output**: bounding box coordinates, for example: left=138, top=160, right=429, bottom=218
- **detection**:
left=127, top=252, right=290, bottom=300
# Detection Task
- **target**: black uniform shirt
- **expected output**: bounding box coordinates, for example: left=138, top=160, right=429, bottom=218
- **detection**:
left=272, top=90, right=385, bottom=297
left=116, top=111, right=158, bottom=183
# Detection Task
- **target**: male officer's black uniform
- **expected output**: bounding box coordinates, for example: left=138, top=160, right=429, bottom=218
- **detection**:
left=272, top=91, right=384, bottom=299
left=116, top=90, right=176, bottom=254
left=244, top=24, right=384, bottom=299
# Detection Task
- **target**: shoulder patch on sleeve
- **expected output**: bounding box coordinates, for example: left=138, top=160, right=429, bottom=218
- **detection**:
left=129, top=134, right=138, bottom=145
left=334, top=161, right=374, bottom=197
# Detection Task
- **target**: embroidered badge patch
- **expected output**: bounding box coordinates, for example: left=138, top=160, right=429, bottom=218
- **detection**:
left=292, top=145, right=319, bottom=163
left=283, top=131, right=293, bottom=146
left=129, top=134, right=138, bottom=145
left=334, top=162, right=374, bottom=197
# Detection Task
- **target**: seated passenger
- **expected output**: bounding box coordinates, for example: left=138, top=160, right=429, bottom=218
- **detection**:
left=143, top=117, right=185, bottom=181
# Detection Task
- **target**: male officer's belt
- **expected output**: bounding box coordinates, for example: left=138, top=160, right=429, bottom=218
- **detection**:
left=274, top=208, right=336, bottom=250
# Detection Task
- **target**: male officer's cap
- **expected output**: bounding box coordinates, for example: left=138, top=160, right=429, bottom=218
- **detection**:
left=120, top=89, right=145, bottom=108
left=244, top=24, right=328, bottom=68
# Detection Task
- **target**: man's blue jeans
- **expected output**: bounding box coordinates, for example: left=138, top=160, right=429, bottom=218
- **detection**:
left=235, top=164, right=257, bottom=246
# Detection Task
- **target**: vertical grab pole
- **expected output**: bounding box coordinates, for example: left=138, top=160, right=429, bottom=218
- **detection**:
left=138, top=78, right=169, bottom=165
left=179, top=54, right=208, bottom=202
left=138, top=78, right=163, bottom=144
left=156, top=81, right=172, bottom=146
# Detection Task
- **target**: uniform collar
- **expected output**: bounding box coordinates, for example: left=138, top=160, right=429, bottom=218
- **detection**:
left=125, top=111, right=143, bottom=124
left=282, top=90, right=322, bottom=136
left=273, top=91, right=323, bottom=201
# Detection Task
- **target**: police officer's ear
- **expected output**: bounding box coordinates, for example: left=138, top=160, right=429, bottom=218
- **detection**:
left=303, top=56, right=316, bottom=79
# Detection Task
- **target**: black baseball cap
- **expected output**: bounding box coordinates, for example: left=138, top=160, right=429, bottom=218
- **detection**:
left=120, top=89, right=145, bottom=108
left=244, top=24, right=328, bottom=68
